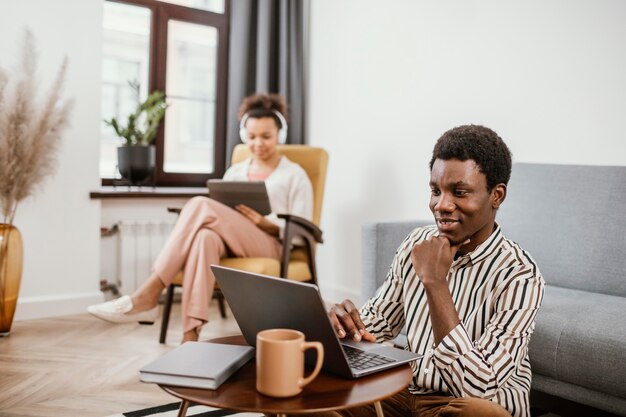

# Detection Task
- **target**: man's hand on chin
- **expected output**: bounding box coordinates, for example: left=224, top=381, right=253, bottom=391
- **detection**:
left=410, top=236, right=470, bottom=286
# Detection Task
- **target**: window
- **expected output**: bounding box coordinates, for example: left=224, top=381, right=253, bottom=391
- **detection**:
left=158, top=0, right=224, bottom=13
left=100, top=0, right=229, bottom=186
left=164, top=20, right=218, bottom=174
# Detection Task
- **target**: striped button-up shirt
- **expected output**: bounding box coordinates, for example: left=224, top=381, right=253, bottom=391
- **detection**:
left=361, top=224, right=544, bottom=417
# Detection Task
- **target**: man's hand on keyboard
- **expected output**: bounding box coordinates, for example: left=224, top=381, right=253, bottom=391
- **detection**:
left=329, top=299, right=376, bottom=343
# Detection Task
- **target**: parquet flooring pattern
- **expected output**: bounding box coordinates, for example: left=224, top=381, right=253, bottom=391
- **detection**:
left=0, top=302, right=241, bottom=417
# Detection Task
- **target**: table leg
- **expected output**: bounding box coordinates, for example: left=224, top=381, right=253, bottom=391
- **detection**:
left=374, top=401, right=384, bottom=417
left=177, top=399, right=190, bottom=417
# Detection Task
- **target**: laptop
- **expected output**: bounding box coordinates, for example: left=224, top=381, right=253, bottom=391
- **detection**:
left=211, top=265, right=422, bottom=378
left=206, top=180, right=272, bottom=215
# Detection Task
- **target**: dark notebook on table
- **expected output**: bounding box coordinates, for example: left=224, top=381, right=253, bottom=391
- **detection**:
left=139, top=342, right=254, bottom=389
left=211, top=265, right=422, bottom=379
left=206, top=180, right=272, bottom=215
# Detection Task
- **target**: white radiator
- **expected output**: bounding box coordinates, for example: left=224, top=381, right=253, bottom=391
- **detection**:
left=108, top=220, right=176, bottom=295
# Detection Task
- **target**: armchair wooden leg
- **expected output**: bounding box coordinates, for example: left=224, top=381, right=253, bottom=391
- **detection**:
left=159, top=284, right=175, bottom=344
left=309, top=257, right=318, bottom=286
left=215, top=290, right=227, bottom=318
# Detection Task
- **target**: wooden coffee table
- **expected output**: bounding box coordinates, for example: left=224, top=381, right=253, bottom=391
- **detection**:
left=158, top=335, right=413, bottom=417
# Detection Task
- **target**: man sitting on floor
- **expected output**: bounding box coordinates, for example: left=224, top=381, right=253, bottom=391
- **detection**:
left=329, top=125, right=545, bottom=417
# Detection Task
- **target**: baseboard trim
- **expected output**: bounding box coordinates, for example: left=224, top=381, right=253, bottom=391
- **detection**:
left=13, top=292, right=104, bottom=321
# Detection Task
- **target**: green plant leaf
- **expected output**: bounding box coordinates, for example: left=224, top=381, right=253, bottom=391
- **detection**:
left=103, top=81, right=168, bottom=146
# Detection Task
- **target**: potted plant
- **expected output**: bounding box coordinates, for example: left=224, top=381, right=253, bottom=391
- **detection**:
left=103, top=81, right=168, bottom=185
left=0, top=31, right=73, bottom=335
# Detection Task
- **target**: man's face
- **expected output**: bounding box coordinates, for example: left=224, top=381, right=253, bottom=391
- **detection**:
left=429, top=158, right=505, bottom=252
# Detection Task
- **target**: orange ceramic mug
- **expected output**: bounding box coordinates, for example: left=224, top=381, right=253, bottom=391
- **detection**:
left=256, top=328, right=324, bottom=397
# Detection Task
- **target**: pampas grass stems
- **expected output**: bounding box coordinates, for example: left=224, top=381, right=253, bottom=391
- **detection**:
left=0, top=29, right=73, bottom=313
left=0, top=29, right=73, bottom=221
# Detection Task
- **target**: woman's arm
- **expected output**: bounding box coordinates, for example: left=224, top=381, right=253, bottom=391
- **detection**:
left=235, top=204, right=280, bottom=236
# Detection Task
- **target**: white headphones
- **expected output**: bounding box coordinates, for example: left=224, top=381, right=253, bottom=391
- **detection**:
left=239, top=109, right=288, bottom=144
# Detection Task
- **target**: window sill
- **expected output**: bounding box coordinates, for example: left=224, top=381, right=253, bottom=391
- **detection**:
left=90, top=186, right=207, bottom=199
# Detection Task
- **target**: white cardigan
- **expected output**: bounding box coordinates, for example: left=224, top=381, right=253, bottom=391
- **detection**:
left=223, top=156, right=314, bottom=240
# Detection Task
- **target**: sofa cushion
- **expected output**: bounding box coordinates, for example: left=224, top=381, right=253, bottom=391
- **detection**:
left=530, top=285, right=626, bottom=398
left=498, top=163, right=626, bottom=297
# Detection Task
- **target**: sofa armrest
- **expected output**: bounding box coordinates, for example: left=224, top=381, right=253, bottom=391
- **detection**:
left=361, top=220, right=431, bottom=301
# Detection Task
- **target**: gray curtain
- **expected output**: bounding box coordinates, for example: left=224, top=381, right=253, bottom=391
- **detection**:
left=226, top=0, right=309, bottom=163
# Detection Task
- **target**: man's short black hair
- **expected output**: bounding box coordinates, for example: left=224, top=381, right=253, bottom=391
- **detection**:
left=429, top=125, right=512, bottom=190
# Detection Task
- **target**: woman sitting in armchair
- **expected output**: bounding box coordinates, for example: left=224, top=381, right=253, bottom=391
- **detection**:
left=88, top=93, right=313, bottom=343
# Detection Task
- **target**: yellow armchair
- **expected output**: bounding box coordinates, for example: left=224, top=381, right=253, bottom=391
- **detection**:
left=159, top=144, right=328, bottom=343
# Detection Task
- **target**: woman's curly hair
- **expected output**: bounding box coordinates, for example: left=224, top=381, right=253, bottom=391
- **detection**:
left=238, top=93, right=288, bottom=129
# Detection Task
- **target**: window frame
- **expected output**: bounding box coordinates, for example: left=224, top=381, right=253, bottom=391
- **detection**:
left=102, top=0, right=230, bottom=187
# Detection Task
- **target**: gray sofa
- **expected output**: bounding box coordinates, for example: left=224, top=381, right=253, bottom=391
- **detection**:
left=361, top=163, right=626, bottom=416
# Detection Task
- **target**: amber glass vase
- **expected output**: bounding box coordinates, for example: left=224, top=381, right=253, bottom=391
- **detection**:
left=0, top=224, right=23, bottom=336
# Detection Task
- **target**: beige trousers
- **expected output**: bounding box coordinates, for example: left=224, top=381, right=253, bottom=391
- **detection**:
left=153, top=196, right=282, bottom=332
left=299, top=389, right=512, bottom=417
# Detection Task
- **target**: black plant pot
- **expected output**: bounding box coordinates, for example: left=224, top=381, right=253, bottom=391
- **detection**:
left=117, top=145, right=155, bottom=185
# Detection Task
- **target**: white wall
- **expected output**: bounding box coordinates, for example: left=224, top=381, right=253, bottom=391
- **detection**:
left=4, top=0, right=626, bottom=320
left=1, top=0, right=102, bottom=319
left=308, top=0, right=626, bottom=303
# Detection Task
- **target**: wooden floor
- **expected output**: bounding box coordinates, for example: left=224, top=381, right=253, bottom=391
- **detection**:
left=0, top=301, right=241, bottom=417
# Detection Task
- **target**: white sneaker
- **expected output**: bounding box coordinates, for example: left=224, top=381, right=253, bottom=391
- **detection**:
left=87, top=295, right=158, bottom=324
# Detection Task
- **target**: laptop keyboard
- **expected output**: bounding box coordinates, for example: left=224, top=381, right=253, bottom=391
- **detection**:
left=343, top=345, right=395, bottom=370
